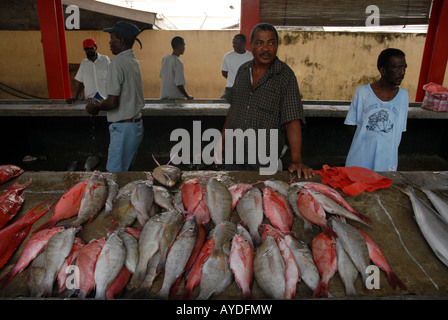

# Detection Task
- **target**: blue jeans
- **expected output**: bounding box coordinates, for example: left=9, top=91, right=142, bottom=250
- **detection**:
left=106, top=121, right=144, bottom=172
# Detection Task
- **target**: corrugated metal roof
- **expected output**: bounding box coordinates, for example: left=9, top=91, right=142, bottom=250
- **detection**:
left=259, top=0, right=432, bottom=27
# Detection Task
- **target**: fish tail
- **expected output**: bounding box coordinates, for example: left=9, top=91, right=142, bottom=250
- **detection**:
left=0, top=269, right=16, bottom=289
left=313, top=280, right=329, bottom=298
left=387, top=271, right=407, bottom=291
left=242, top=290, right=255, bottom=300
left=179, top=286, right=193, bottom=300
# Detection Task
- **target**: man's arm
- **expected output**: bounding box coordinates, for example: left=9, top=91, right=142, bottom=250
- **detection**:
left=177, top=85, right=193, bottom=100
left=286, top=120, right=314, bottom=179
left=66, top=81, right=84, bottom=104
left=221, top=70, right=228, bottom=79
left=85, top=95, right=119, bottom=115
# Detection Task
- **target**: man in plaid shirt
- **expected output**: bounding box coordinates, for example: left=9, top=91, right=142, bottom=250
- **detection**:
left=222, top=23, right=314, bottom=179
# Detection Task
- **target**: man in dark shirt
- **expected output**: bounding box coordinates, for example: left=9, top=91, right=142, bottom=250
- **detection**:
left=222, top=23, right=314, bottom=179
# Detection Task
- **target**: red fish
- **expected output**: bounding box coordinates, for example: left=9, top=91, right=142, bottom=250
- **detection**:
left=228, top=183, right=253, bottom=210
left=125, top=227, right=142, bottom=239
left=262, top=187, right=294, bottom=234
left=0, top=199, right=54, bottom=270
left=180, top=237, right=215, bottom=300
left=75, top=237, right=106, bottom=298
left=298, top=182, right=372, bottom=223
left=0, top=188, right=26, bottom=230
left=0, top=226, right=64, bottom=289
left=0, top=165, right=24, bottom=184
left=105, top=266, right=132, bottom=299
left=182, top=178, right=210, bottom=225
left=357, top=229, right=407, bottom=290
left=229, top=234, right=254, bottom=299
left=277, top=236, right=300, bottom=299
left=34, top=179, right=88, bottom=232
left=297, top=189, right=337, bottom=238
left=260, top=224, right=285, bottom=242
left=312, top=232, right=337, bottom=298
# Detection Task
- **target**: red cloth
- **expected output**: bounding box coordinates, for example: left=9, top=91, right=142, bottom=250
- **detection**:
left=314, top=165, right=392, bottom=196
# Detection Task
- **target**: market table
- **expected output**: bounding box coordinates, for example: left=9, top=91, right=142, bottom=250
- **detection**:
left=0, top=170, right=448, bottom=299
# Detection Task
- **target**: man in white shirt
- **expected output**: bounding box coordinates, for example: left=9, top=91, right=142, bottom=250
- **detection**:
left=220, top=34, right=253, bottom=98
left=66, top=38, right=110, bottom=103
left=86, top=22, right=145, bottom=172
left=159, top=36, right=193, bottom=100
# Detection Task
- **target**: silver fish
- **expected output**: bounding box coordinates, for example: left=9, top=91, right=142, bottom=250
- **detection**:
left=331, top=218, right=370, bottom=286
left=71, top=171, right=109, bottom=226
left=116, top=180, right=150, bottom=201
left=197, top=247, right=233, bottom=300
left=27, top=251, right=46, bottom=297
left=422, top=188, right=448, bottom=225
left=157, top=216, right=198, bottom=299
left=153, top=185, right=176, bottom=211
left=210, top=221, right=237, bottom=253
left=173, top=191, right=185, bottom=211
left=206, top=177, right=232, bottom=224
left=236, top=187, right=263, bottom=246
left=129, top=211, right=172, bottom=288
left=284, top=234, right=320, bottom=292
left=308, top=189, right=370, bottom=227
left=400, top=186, right=448, bottom=267
left=156, top=210, right=184, bottom=273
left=236, top=223, right=254, bottom=248
left=263, top=179, right=290, bottom=197
left=118, top=229, right=139, bottom=274
left=105, top=176, right=119, bottom=217
left=335, top=237, right=358, bottom=296
left=131, top=182, right=154, bottom=226
left=253, top=236, right=285, bottom=299
left=38, top=227, right=78, bottom=297
left=153, top=165, right=182, bottom=188
left=94, top=232, right=126, bottom=299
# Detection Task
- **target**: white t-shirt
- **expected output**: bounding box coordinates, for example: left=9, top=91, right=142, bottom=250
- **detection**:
left=159, top=54, right=187, bottom=99
left=105, top=49, right=144, bottom=123
left=221, top=50, right=253, bottom=87
left=344, top=84, right=409, bottom=171
left=75, top=53, right=110, bottom=99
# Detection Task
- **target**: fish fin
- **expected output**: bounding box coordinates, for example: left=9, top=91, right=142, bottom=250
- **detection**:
left=313, top=280, right=329, bottom=298
left=387, top=271, right=407, bottom=291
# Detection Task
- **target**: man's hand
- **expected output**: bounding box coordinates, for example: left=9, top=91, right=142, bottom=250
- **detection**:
left=66, top=97, right=77, bottom=104
left=288, top=161, right=315, bottom=180
left=85, top=98, right=101, bottom=116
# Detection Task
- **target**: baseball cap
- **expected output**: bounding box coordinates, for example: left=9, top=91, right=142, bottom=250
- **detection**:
left=103, top=21, right=146, bottom=48
left=83, top=38, right=96, bottom=48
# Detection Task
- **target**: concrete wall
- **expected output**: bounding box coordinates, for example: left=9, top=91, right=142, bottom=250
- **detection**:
left=1, top=29, right=447, bottom=101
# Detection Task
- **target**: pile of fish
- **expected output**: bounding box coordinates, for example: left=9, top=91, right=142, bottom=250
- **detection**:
left=0, top=164, right=408, bottom=299
left=396, top=185, right=448, bottom=268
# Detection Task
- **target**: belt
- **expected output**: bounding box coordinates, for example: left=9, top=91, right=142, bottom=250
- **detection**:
left=115, top=118, right=142, bottom=123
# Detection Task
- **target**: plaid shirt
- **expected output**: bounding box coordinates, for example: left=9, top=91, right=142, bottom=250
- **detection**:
left=225, top=56, right=305, bottom=168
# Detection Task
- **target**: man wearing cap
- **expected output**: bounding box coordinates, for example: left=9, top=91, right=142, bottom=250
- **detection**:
left=85, top=21, right=145, bottom=172
left=66, top=38, right=110, bottom=103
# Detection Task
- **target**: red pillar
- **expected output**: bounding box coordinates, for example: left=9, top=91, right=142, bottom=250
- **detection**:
left=37, top=0, right=71, bottom=99
left=240, top=0, right=260, bottom=50
left=416, top=0, right=448, bottom=102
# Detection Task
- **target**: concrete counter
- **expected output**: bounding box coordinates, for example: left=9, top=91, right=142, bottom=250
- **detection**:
left=1, top=170, right=448, bottom=299
left=1, top=99, right=447, bottom=119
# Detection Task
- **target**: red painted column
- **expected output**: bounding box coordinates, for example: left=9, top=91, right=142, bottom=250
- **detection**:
left=416, top=0, right=448, bottom=101
left=37, top=0, right=71, bottom=99
left=240, top=0, right=260, bottom=50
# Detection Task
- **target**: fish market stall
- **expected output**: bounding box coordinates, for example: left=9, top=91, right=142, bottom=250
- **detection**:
left=1, top=168, right=448, bottom=300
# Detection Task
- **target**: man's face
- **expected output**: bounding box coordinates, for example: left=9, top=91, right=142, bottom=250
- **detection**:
left=109, top=32, right=122, bottom=55
left=232, top=36, right=245, bottom=53
left=250, top=30, right=278, bottom=66
left=84, top=45, right=97, bottom=59
left=382, top=55, right=407, bottom=86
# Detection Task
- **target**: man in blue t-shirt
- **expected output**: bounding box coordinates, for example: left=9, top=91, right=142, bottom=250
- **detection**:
left=344, top=48, right=408, bottom=171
